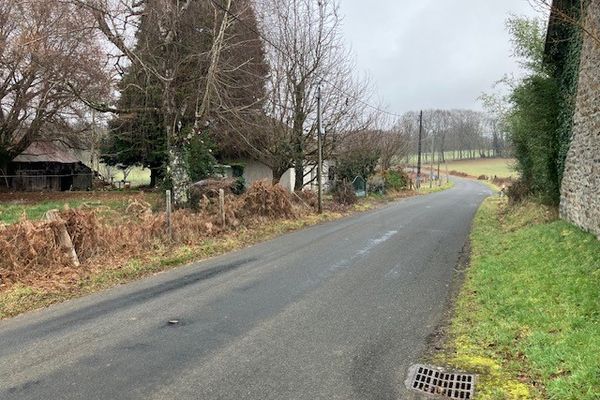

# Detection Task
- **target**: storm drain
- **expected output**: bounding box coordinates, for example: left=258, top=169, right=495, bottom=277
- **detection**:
left=406, top=364, right=475, bottom=399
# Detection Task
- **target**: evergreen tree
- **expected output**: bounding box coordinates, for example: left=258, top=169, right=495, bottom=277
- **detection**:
left=102, top=66, right=166, bottom=186
left=102, top=0, right=268, bottom=190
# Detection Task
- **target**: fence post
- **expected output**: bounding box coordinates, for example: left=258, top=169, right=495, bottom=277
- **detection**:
left=219, top=189, right=226, bottom=226
left=46, top=210, right=80, bottom=267
left=166, top=190, right=172, bottom=240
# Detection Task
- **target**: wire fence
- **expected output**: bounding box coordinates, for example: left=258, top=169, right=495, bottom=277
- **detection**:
left=0, top=173, right=95, bottom=178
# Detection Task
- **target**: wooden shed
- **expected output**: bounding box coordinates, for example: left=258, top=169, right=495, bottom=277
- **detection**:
left=6, top=142, right=93, bottom=191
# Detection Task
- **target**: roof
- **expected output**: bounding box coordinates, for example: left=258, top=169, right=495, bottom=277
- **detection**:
left=12, top=142, right=82, bottom=164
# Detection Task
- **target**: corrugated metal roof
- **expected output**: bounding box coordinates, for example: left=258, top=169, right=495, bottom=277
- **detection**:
left=12, top=142, right=81, bottom=164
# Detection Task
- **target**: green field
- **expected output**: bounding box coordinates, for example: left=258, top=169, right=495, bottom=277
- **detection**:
left=440, top=198, right=600, bottom=399
left=446, top=158, right=516, bottom=178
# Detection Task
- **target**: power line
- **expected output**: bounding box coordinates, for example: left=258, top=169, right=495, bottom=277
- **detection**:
left=208, top=0, right=405, bottom=119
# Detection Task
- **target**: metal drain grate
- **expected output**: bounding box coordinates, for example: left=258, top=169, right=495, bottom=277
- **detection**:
left=407, top=364, right=475, bottom=399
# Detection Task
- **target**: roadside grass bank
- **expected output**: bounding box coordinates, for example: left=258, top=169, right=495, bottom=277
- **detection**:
left=437, top=197, right=600, bottom=399
left=0, top=182, right=453, bottom=319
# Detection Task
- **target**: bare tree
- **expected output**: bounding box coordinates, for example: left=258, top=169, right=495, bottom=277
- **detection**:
left=0, top=0, right=110, bottom=169
left=73, top=0, right=264, bottom=205
left=376, top=116, right=411, bottom=172
left=251, top=0, right=374, bottom=187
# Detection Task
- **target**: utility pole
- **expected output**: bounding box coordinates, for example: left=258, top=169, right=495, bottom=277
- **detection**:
left=416, top=110, right=423, bottom=189
left=437, top=155, right=441, bottom=187
left=317, top=84, right=323, bottom=214
left=429, top=131, right=435, bottom=188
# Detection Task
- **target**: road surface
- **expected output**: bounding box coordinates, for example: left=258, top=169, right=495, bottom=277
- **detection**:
left=0, top=179, right=491, bottom=400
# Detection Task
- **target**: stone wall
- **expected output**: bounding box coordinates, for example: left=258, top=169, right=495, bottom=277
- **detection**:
left=560, top=1, right=600, bottom=238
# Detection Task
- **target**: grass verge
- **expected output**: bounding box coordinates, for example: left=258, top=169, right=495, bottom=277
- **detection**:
left=0, top=184, right=453, bottom=319
left=437, top=197, right=600, bottom=399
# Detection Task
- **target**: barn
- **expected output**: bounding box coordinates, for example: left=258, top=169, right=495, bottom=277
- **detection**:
left=5, top=142, right=93, bottom=191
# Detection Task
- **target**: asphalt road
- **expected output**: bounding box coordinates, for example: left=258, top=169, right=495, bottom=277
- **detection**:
left=0, top=179, right=492, bottom=400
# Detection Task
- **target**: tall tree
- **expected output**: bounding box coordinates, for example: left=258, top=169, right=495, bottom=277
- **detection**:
left=102, top=0, right=268, bottom=188
left=76, top=0, right=267, bottom=205
left=102, top=66, right=166, bottom=186
left=252, top=0, right=373, bottom=187
left=0, top=0, right=109, bottom=169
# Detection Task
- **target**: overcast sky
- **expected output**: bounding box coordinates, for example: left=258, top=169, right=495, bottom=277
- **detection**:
left=338, top=0, right=545, bottom=114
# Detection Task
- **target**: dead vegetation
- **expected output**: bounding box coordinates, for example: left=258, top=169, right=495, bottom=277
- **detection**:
left=239, top=180, right=295, bottom=219
left=448, top=170, right=471, bottom=178
left=0, top=181, right=303, bottom=291
left=331, top=181, right=357, bottom=205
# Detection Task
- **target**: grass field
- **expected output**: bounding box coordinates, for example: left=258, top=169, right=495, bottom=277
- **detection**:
left=446, top=158, right=517, bottom=178
left=438, top=198, right=600, bottom=399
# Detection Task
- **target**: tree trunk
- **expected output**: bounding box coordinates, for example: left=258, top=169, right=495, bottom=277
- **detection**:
left=163, top=79, right=191, bottom=207
left=294, top=159, right=304, bottom=190
left=46, top=210, right=80, bottom=267
left=292, top=81, right=305, bottom=191
left=150, top=168, right=160, bottom=187
left=168, top=143, right=190, bottom=206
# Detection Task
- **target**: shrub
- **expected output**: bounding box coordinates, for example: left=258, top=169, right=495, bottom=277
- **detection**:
left=240, top=180, right=294, bottom=219
left=232, top=176, right=246, bottom=195
left=506, top=179, right=531, bottom=204
left=384, top=170, right=410, bottom=191
left=449, top=170, right=469, bottom=177
left=336, top=151, right=379, bottom=182
left=332, top=181, right=357, bottom=205
left=189, top=178, right=237, bottom=211
left=368, top=175, right=385, bottom=195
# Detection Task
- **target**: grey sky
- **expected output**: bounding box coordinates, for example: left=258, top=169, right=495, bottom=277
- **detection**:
left=339, top=0, right=544, bottom=114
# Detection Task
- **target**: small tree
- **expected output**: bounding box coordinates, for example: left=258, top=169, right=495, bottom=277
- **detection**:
left=336, top=131, right=381, bottom=182
left=187, top=132, right=217, bottom=183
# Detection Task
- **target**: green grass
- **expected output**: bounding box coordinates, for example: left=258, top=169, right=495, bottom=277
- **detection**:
left=0, top=200, right=91, bottom=224
left=0, top=192, right=161, bottom=224
left=417, top=180, right=455, bottom=194
left=446, top=158, right=517, bottom=178
left=439, top=198, right=600, bottom=399
left=406, top=150, right=497, bottom=165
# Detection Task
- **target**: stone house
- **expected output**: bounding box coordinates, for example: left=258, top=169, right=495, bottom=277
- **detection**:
left=547, top=0, right=600, bottom=238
